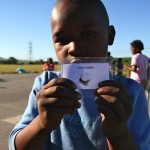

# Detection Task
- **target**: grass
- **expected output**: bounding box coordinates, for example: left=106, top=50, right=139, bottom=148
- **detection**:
left=0, top=58, right=131, bottom=77
left=0, top=63, right=130, bottom=78
left=0, top=64, right=61, bottom=74
left=0, top=58, right=132, bottom=74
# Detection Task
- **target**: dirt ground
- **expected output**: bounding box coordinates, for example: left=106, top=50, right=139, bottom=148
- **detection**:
left=0, top=73, right=39, bottom=150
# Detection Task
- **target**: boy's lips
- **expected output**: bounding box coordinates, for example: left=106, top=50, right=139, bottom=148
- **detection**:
left=70, top=58, right=81, bottom=63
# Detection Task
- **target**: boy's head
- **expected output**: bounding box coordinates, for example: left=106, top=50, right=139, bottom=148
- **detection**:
left=51, top=0, right=115, bottom=63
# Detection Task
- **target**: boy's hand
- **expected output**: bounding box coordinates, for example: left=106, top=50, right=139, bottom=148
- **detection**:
left=94, top=80, right=132, bottom=138
left=36, top=78, right=81, bottom=131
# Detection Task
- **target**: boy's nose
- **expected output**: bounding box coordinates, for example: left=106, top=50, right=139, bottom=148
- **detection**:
left=68, top=42, right=85, bottom=57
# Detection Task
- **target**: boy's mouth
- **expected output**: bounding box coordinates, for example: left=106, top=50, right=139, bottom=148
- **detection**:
left=70, top=58, right=81, bottom=63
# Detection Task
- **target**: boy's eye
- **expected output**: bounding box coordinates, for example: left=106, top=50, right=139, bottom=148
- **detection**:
left=57, top=38, right=70, bottom=45
left=82, top=31, right=96, bottom=37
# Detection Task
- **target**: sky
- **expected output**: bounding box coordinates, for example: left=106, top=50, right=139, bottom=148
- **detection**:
left=0, top=0, right=150, bottom=61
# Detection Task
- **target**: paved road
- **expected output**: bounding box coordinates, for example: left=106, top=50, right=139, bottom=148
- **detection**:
left=0, top=73, right=149, bottom=150
left=0, top=73, right=39, bottom=150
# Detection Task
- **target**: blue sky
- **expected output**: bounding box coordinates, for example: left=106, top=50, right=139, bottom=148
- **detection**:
left=0, top=0, right=150, bottom=61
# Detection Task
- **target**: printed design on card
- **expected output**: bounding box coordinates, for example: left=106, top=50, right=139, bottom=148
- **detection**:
left=79, top=72, right=91, bottom=86
left=62, top=63, right=109, bottom=89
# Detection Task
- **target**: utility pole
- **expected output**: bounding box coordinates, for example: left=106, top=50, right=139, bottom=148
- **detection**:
left=28, top=41, right=33, bottom=62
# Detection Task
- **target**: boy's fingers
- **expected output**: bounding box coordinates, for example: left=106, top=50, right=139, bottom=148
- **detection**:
left=45, top=106, right=77, bottom=116
left=97, top=104, right=119, bottom=122
left=95, top=96, right=128, bottom=119
left=40, top=97, right=81, bottom=108
left=99, top=106, right=124, bottom=137
left=38, top=85, right=81, bottom=100
left=43, top=78, right=77, bottom=89
left=97, top=87, right=132, bottom=116
left=97, top=80, right=132, bottom=115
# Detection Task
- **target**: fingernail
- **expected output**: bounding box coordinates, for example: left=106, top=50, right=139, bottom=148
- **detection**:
left=94, top=97, right=98, bottom=103
left=109, top=97, right=117, bottom=103
left=112, top=88, right=119, bottom=93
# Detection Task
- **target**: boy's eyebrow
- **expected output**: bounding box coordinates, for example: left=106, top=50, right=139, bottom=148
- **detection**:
left=81, top=22, right=97, bottom=28
left=53, top=31, right=64, bottom=37
left=52, top=23, right=98, bottom=37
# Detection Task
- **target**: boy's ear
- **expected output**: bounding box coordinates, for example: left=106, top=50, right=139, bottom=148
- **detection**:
left=108, top=25, right=115, bottom=45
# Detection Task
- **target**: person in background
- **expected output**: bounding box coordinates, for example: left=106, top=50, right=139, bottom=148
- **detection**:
left=107, top=51, right=113, bottom=74
left=147, top=60, right=150, bottom=88
left=42, top=57, right=55, bottom=71
left=112, top=61, right=116, bottom=75
left=117, top=58, right=123, bottom=76
left=9, top=1, right=150, bottom=150
left=107, top=51, right=112, bottom=58
left=125, top=40, right=149, bottom=89
left=146, top=60, right=150, bottom=100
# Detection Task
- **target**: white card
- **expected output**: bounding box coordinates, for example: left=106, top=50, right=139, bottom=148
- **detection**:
left=62, top=63, right=109, bottom=89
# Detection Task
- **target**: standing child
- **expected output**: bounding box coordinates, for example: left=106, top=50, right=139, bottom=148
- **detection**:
left=42, top=57, right=55, bottom=71
left=125, top=40, right=149, bottom=89
left=117, top=58, right=123, bottom=76
left=107, top=51, right=114, bottom=75
left=9, top=0, right=150, bottom=150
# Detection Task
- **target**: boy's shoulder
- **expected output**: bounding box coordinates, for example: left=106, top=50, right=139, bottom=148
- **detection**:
left=41, top=70, right=59, bottom=80
left=113, top=75, right=145, bottom=104
left=34, top=71, right=59, bottom=88
left=113, top=75, right=142, bottom=91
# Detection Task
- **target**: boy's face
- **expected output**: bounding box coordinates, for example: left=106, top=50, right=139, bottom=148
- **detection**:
left=51, top=0, right=115, bottom=63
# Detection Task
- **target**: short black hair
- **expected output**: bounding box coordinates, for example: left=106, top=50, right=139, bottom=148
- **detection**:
left=130, top=40, right=144, bottom=51
left=54, top=0, right=109, bottom=25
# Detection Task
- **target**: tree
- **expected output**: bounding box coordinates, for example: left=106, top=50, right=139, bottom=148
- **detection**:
left=7, top=57, right=18, bottom=64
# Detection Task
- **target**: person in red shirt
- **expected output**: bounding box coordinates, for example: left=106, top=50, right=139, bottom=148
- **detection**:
left=42, top=57, right=55, bottom=71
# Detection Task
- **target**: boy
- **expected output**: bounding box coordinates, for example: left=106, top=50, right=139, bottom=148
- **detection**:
left=9, top=0, right=150, bottom=150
